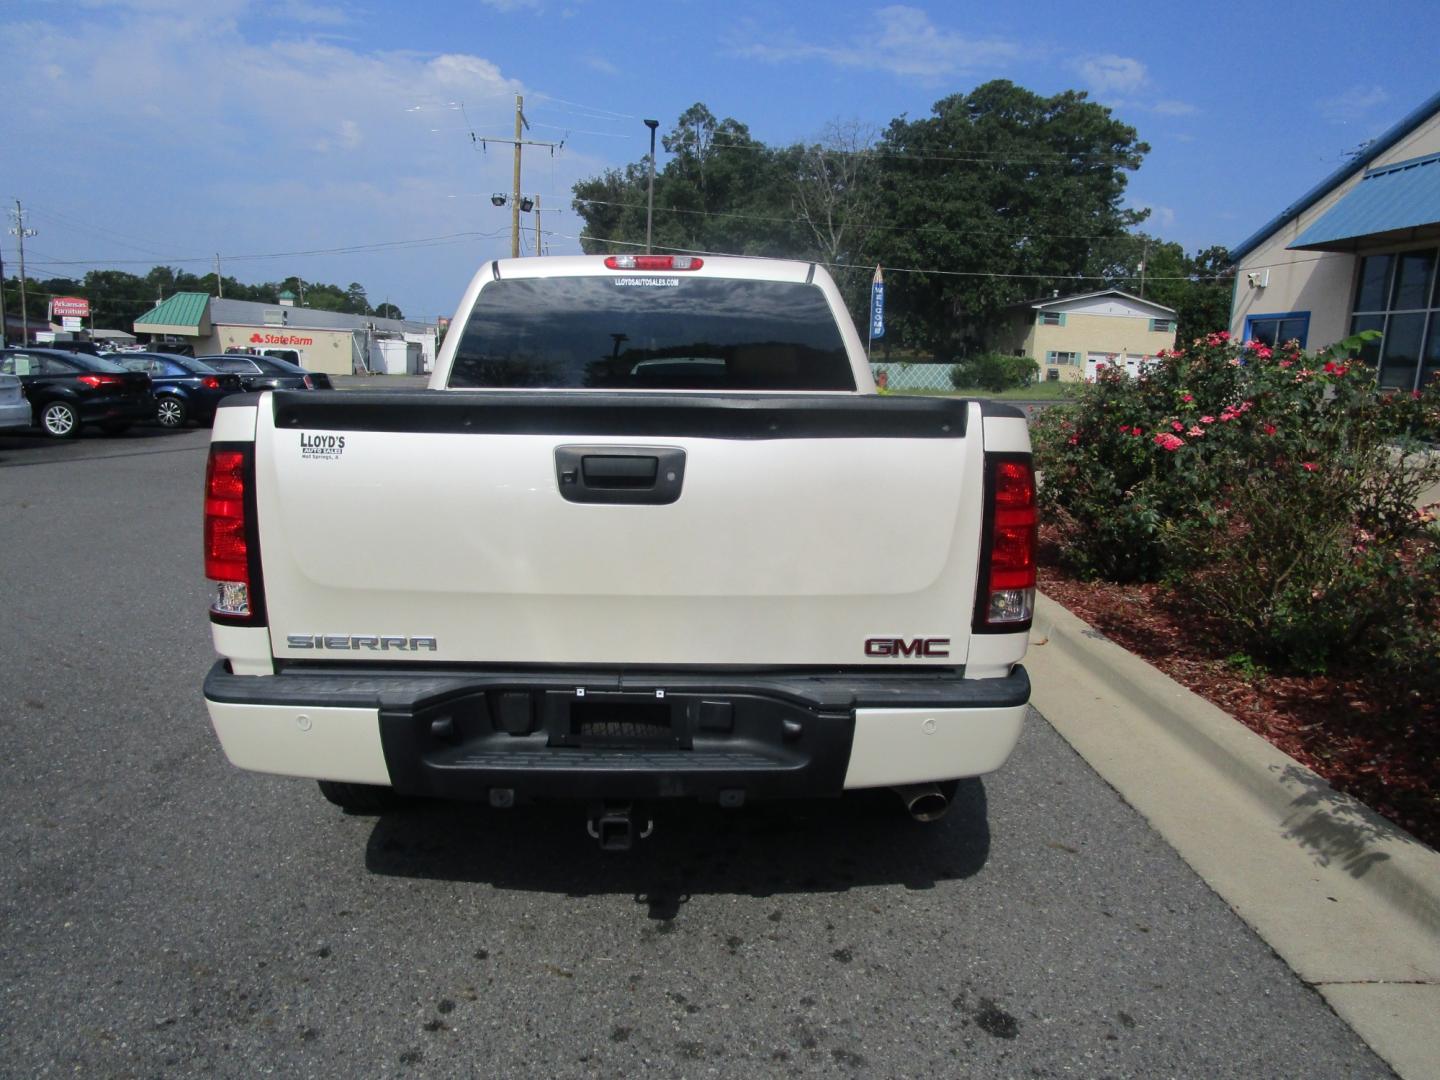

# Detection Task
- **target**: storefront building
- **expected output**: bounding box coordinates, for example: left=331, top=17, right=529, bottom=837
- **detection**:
left=134, top=293, right=437, bottom=376
left=1229, top=91, right=1440, bottom=391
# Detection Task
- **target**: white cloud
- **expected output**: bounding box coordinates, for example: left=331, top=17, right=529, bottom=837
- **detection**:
left=585, top=55, right=620, bottom=77
left=0, top=1, right=555, bottom=313
left=252, top=1, right=351, bottom=25
left=736, top=6, right=1018, bottom=80
left=1075, top=53, right=1148, bottom=94
left=1319, top=84, right=1390, bottom=123
left=1141, top=204, right=1177, bottom=230
left=1150, top=99, right=1199, bottom=117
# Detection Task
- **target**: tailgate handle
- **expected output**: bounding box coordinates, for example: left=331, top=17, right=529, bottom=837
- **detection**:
left=583, top=454, right=657, bottom=487
left=555, top=445, right=686, bottom=505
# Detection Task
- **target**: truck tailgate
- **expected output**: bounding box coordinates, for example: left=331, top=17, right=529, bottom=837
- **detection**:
left=255, top=391, right=985, bottom=668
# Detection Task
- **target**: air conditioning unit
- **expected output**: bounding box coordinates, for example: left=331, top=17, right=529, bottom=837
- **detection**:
left=1246, top=269, right=1270, bottom=289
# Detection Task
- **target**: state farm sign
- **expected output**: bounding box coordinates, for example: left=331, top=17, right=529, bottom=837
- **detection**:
left=249, top=332, right=314, bottom=346
left=51, top=296, right=90, bottom=318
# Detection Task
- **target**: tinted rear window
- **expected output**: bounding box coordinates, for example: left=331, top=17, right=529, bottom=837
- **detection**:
left=68, top=352, right=128, bottom=374
left=448, top=276, right=854, bottom=391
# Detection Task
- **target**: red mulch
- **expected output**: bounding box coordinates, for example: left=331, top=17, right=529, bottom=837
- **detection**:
left=1035, top=527, right=1439, bottom=852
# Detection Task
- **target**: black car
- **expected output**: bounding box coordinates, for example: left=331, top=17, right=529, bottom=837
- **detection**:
left=0, top=347, right=156, bottom=438
left=200, top=354, right=333, bottom=391
left=110, top=353, right=244, bottom=428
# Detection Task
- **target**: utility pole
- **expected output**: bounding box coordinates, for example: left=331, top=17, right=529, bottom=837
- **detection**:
left=535, top=195, right=542, bottom=256
left=9, top=201, right=37, bottom=345
left=215, top=253, right=224, bottom=298
left=474, top=94, right=561, bottom=259
left=1138, top=238, right=1150, bottom=299
left=511, top=94, right=525, bottom=258
left=0, top=231, right=8, bottom=348
left=644, top=119, right=659, bottom=254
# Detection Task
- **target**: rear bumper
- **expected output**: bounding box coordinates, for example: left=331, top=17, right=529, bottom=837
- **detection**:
left=203, top=662, right=1028, bottom=802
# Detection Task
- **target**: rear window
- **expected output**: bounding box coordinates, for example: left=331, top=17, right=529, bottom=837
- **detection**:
left=448, top=276, right=855, bottom=391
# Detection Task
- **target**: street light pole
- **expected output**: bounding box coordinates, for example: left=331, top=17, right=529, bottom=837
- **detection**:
left=644, top=119, right=659, bottom=254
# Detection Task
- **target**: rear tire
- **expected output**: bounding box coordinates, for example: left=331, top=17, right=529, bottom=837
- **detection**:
left=39, top=400, right=81, bottom=439
left=317, top=779, right=406, bottom=813
left=155, top=396, right=188, bottom=428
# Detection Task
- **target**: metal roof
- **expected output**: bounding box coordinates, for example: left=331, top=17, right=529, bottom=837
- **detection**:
left=134, top=291, right=210, bottom=329
left=1229, top=90, right=1440, bottom=265
left=1289, top=152, right=1440, bottom=251
left=208, top=297, right=432, bottom=335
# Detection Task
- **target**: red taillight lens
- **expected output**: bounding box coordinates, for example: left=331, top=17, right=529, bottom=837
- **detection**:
left=202, top=375, right=220, bottom=390
left=979, top=458, right=1037, bottom=627
left=205, top=448, right=251, bottom=614
left=77, top=374, right=124, bottom=389
left=303, top=374, right=314, bottom=389
left=604, top=255, right=704, bottom=271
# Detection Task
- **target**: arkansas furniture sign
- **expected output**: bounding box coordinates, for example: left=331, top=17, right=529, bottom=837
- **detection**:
left=50, top=296, right=91, bottom=319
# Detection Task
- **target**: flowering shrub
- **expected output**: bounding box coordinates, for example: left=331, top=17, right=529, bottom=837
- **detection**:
left=1033, top=331, right=1440, bottom=674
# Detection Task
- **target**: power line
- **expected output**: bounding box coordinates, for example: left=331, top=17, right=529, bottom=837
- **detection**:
left=697, top=132, right=1146, bottom=168
left=555, top=230, right=1240, bottom=283
left=21, top=228, right=510, bottom=268
left=567, top=195, right=1162, bottom=243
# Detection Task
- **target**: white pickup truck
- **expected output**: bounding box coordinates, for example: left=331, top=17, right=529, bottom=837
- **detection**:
left=201, top=254, right=1034, bottom=848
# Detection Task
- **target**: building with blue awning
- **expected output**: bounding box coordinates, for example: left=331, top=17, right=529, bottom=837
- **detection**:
left=1229, top=92, right=1440, bottom=391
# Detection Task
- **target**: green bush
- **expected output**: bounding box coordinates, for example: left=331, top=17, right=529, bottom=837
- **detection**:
left=1032, top=330, right=1440, bottom=675
left=949, top=353, right=1038, bottom=392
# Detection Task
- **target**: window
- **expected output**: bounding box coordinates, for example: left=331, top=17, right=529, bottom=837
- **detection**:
left=1350, top=247, right=1439, bottom=390
left=1045, top=351, right=1078, bottom=365
left=1149, top=318, right=1175, bottom=333
left=1244, top=312, right=1310, bottom=350
left=449, top=277, right=854, bottom=391
left=1037, top=311, right=1065, bottom=326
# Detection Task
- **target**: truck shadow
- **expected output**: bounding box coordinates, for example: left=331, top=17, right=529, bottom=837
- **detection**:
left=363, top=782, right=991, bottom=920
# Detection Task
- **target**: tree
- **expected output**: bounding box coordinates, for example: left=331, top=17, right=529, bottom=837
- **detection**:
left=374, top=302, right=404, bottom=320
left=864, top=81, right=1149, bottom=354
left=786, top=120, right=883, bottom=315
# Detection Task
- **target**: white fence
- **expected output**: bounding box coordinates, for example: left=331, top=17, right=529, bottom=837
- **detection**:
left=869, top=362, right=956, bottom=391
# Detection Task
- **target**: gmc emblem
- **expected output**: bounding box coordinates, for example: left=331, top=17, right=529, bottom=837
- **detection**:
left=865, top=637, right=951, bottom=658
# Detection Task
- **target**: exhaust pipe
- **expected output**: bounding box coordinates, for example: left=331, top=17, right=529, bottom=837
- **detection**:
left=892, top=783, right=949, bottom=822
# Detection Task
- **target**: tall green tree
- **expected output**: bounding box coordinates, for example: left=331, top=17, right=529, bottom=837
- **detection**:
left=864, top=81, right=1149, bottom=353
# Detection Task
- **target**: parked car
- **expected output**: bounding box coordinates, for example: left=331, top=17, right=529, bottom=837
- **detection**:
left=145, top=341, right=196, bottom=357
left=200, top=353, right=332, bottom=391
left=0, top=372, right=31, bottom=431
left=110, top=353, right=244, bottom=428
left=0, top=347, right=155, bottom=438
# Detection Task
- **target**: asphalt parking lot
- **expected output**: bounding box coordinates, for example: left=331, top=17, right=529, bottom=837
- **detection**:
left=0, top=426, right=1391, bottom=1077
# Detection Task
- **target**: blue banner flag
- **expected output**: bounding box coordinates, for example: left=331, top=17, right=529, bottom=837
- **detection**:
left=870, top=265, right=885, bottom=340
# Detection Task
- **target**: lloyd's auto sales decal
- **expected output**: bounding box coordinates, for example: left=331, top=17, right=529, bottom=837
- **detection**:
left=299, top=432, right=346, bottom=461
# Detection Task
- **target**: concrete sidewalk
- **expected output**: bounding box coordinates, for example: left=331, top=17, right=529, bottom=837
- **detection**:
left=1027, top=594, right=1440, bottom=1079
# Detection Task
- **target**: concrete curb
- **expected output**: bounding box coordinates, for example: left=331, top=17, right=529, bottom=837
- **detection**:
left=1027, top=592, right=1440, bottom=1080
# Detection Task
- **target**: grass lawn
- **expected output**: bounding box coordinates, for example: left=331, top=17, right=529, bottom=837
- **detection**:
left=887, top=382, right=1077, bottom=400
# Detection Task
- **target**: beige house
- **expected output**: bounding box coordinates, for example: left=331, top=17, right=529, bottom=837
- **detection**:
left=1229, top=91, right=1440, bottom=391
left=990, top=289, right=1178, bottom=383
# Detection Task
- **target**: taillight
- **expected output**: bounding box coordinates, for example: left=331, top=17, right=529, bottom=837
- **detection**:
left=205, top=447, right=251, bottom=616
left=605, top=255, right=704, bottom=271
left=302, top=374, right=314, bottom=389
left=77, top=374, right=124, bottom=389
left=202, top=375, right=220, bottom=390
left=976, top=456, right=1037, bottom=629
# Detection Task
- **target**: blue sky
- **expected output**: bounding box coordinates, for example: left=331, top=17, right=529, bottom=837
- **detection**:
left=4, top=0, right=1437, bottom=322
